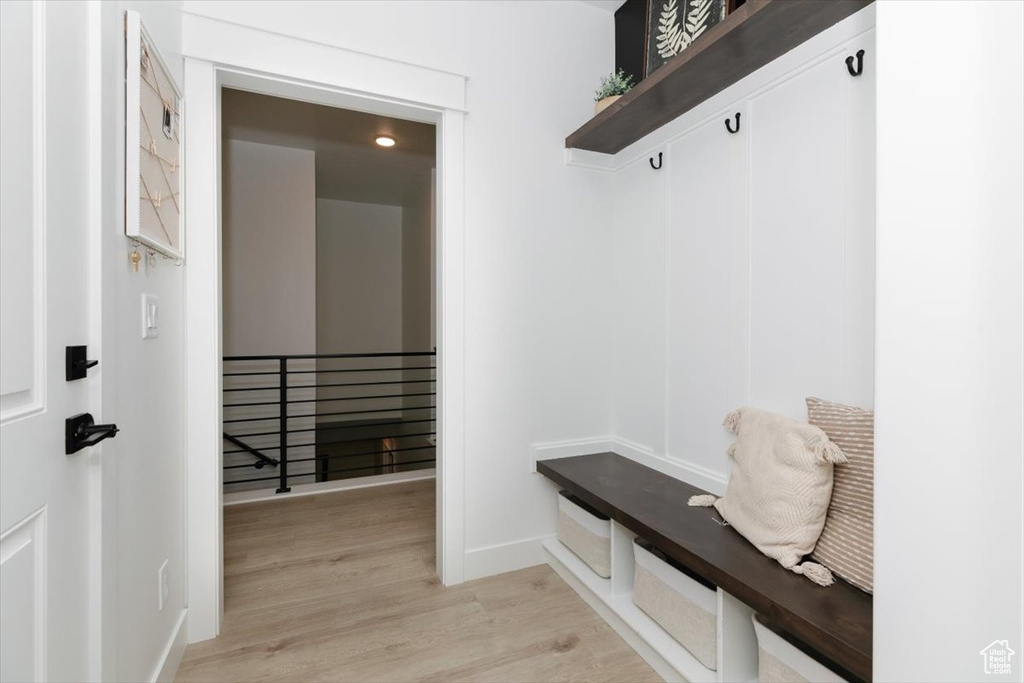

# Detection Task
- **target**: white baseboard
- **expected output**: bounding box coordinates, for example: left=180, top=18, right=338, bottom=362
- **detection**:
left=151, top=609, right=188, bottom=683
left=612, top=438, right=728, bottom=496
left=224, top=469, right=435, bottom=505
left=529, top=438, right=615, bottom=473
left=531, top=436, right=727, bottom=496
left=463, top=534, right=552, bottom=582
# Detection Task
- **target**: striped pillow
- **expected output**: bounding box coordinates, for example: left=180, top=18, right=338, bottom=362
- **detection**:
left=807, top=397, right=874, bottom=594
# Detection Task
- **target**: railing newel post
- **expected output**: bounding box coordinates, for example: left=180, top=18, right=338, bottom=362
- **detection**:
left=276, top=357, right=291, bottom=493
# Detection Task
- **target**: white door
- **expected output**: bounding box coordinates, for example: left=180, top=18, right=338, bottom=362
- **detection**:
left=1, top=2, right=104, bottom=681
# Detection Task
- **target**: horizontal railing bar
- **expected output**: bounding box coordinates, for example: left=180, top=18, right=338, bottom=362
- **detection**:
left=224, top=416, right=437, bottom=430
left=225, top=441, right=432, bottom=459
left=287, top=444, right=436, bottom=464
left=226, top=425, right=437, bottom=439
left=296, top=409, right=432, bottom=419
left=303, top=430, right=436, bottom=440
left=310, top=418, right=435, bottom=431
left=280, top=366, right=435, bottom=375
left=319, top=458, right=437, bottom=476
left=224, top=351, right=436, bottom=361
left=286, top=391, right=435, bottom=405
left=307, top=379, right=436, bottom=390
left=223, top=371, right=279, bottom=377
left=224, top=403, right=432, bottom=413
left=223, top=378, right=435, bottom=393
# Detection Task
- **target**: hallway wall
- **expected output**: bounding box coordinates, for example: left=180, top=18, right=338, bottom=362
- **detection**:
left=401, top=169, right=434, bottom=353
left=183, top=0, right=617, bottom=574
left=316, top=198, right=404, bottom=354
left=96, top=1, right=187, bottom=681
left=222, top=139, right=317, bottom=356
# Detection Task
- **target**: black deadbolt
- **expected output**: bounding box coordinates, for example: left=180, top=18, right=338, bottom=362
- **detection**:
left=66, top=345, right=98, bottom=381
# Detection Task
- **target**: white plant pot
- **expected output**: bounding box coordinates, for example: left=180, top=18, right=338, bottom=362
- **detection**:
left=595, top=95, right=621, bottom=115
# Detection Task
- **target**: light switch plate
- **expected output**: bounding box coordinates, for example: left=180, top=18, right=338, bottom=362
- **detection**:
left=142, top=294, right=159, bottom=339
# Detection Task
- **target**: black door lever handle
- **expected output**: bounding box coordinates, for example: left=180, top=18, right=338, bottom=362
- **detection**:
left=66, top=413, right=119, bottom=454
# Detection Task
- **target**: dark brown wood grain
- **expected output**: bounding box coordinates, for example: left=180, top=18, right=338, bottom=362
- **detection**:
left=538, top=453, right=872, bottom=682
left=567, top=0, right=874, bottom=154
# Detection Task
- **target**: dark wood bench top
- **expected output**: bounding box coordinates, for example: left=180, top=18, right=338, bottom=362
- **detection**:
left=538, top=452, right=872, bottom=682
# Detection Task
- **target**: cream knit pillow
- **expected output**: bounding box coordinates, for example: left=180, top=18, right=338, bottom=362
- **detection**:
left=691, top=407, right=847, bottom=586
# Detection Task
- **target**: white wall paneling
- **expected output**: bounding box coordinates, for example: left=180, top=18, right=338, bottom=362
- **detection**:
left=664, top=103, right=750, bottom=474
left=611, top=153, right=667, bottom=456
left=608, top=15, right=877, bottom=488
left=747, top=46, right=874, bottom=418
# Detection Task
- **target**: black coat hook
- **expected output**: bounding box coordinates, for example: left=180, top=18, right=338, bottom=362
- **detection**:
left=649, top=152, right=663, bottom=170
left=846, top=49, right=865, bottom=77
left=725, top=112, right=741, bottom=134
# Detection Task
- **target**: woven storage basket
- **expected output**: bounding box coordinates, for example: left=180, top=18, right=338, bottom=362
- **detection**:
left=753, top=615, right=848, bottom=682
left=556, top=491, right=611, bottom=578
left=633, top=538, right=718, bottom=670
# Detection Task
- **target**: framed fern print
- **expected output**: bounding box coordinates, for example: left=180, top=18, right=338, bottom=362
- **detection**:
left=646, top=0, right=728, bottom=77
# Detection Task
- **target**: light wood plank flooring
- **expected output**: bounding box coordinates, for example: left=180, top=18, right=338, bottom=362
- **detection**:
left=176, top=480, right=659, bottom=682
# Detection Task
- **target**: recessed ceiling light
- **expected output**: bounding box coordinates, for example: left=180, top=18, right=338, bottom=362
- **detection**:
left=375, top=135, right=396, bottom=148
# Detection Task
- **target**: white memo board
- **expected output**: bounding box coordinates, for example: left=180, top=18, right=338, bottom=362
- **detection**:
left=125, top=11, right=183, bottom=260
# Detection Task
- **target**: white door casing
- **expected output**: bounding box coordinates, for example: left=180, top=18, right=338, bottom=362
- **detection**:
left=1, top=2, right=103, bottom=681
left=182, top=12, right=468, bottom=642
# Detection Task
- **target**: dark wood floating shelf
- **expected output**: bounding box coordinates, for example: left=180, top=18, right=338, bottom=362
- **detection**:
left=567, top=0, right=873, bottom=154
left=538, top=453, right=872, bottom=682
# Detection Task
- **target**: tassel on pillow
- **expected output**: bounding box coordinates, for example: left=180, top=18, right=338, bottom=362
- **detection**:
left=813, top=434, right=849, bottom=464
left=688, top=494, right=717, bottom=507
left=791, top=561, right=835, bottom=587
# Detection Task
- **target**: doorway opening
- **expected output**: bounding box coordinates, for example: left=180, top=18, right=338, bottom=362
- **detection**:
left=184, top=56, right=467, bottom=641
left=219, top=89, right=437, bottom=502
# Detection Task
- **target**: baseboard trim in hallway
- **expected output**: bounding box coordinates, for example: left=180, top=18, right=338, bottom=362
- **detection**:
left=223, top=469, right=436, bottom=505
left=463, top=534, right=551, bottom=581
left=153, top=609, right=188, bottom=683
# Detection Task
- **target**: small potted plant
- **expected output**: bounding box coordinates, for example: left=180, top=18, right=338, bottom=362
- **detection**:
left=594, top=68, right=635, bottom=115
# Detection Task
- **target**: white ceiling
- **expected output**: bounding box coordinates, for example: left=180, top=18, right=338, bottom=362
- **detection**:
left=222, top=88, right=435, bottom=206
left=576, top=0, right=627, bottom=12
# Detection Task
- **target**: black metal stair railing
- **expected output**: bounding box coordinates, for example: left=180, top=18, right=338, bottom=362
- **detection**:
left=222, top=351, right=436, bottom=494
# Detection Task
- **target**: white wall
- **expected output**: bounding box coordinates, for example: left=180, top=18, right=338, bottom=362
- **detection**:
left=183, top=0, right=616, bottom=569
left=401, top=171, right=434, bottom=353
left=222, top=139, right=316, bottom=356
left=874, top=2, right=1024, bottom=680
left=609, top=9, right=876, bottom=491
left=316, top=198, right=403, bottom=354
left=96, top=1, right=187, bottom=681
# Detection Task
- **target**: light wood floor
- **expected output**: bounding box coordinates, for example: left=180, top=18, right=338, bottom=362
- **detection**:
left=176, top=480, right=659, bottom=682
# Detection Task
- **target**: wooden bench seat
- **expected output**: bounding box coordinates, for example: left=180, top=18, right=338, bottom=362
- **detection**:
left=538, top=452, right=872, bottom=682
